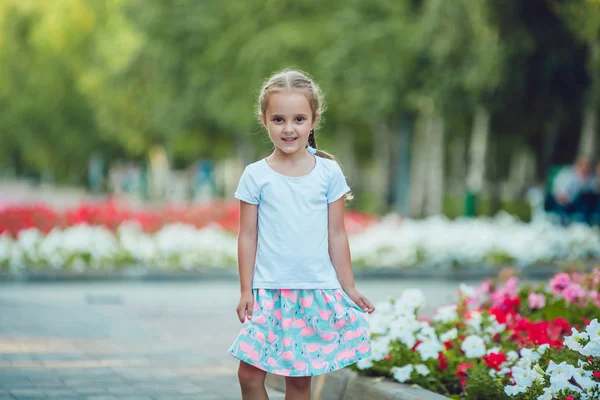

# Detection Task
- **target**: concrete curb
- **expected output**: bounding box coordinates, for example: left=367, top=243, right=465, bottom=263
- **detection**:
left=266, top=369, right=451, bottom=400
left=0, top=261, right=597, bottom=283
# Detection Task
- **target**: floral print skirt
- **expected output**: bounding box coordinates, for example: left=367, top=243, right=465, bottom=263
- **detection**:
left=228, top=288, right=371, bottom=377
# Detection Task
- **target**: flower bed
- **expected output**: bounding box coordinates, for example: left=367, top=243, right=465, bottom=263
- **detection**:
left=0, top=203, right=598, bottom=271
left=355, top=268, right=600, bottom=399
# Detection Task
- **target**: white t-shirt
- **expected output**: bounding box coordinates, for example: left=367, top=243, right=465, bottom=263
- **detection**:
left=234, top=154, right=351, bottom=289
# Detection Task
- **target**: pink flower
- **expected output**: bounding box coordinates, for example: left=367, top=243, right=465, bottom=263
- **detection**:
left=505, top=277, right=519, bottom=298
left=528, top=292, right=546, bottom=309
left=474, top=280, right=491, bottom=298
left=550, top=273, right=571, bottom=295
left=490, top=289, right=507, bottom=308
left=562, top=283, right=586, bottom=303
left=589, top=290, right=600, bottom=307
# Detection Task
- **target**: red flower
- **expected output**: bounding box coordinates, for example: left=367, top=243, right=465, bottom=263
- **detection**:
left=483, top=352, right=507, bottom=371
left=565, top=396, right=574, bottom=400
left=411, top=340, right=422, bottom=352
left=459, top=376, right=467, bottom=390
left=384, top=354, right=393, bottom=361
left=438, top=353, right=448, bottom=371
left=455, top=362, right=474, bottom=376
left=593, top=371, right=600, bottom=379
left=443, top=341, right=453, bottom=350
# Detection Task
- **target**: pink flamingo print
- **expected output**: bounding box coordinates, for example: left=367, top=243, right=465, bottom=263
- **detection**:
left=335, top=290, right=343, bottom=302
left=273, top=309, right=282, bottom=320
left=254, top=331, right=266, bottom=342
left=299, top=293, right=313, bottom=308
left=235, top=342, right=260, bottom=361
left=357, top=341, right=371, bottom=354
left=349, top=312, right=358, bottom=323
left=323, top=293, right=335, bottom=303
left=258, top=288, right=267, bottom=296
left=252, top=315, right=267, bottom=325
left=281, top=351, right=295, bottom=361
left=266, top=357, right=278, bottom=368
left=281, top=289, right=298, bottom=302
left=334, top=303, right=344, bottom=314
left=262, top=298, right=275, bottom=310
left=303, top=343, right=321, bottom=353
left=319, top=309, right=333, bottom=320
left=268, top=330, right=278, bottom=344
left=322, top=342, right=339, bottom=355
left=335, top=350, right=349, bottom=361
left=272, top=368, right=291, bottom=375
left=311, top=359, right=329, bottom=370
left=283, top=337, right=293, bottom=347
left=293, top=360, right=309, bottom=375
left=318, top=330, right=339, bottom=342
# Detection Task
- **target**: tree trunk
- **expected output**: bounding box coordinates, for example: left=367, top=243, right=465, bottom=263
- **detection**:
left=578, top=43, right=599, bottom=160
left=424, top=112, right=445, bottom=216
left=393, top=116, right=413, bottom=216
left=409, top=115, right=429, bottom=218
left=466, top=106, right=490, bottom=194
left=448, top=134, right=467, bottom=195
left=372, top=119, right=392, bottom=214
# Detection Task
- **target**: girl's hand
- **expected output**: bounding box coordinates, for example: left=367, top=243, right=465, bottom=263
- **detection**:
left=345, top=288, right=375, bottom=314
left=236, top=291, right=255, bottom=323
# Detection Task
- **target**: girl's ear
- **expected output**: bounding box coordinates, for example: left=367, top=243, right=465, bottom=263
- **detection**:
left=312, top=113, right=320, bottom=130
left=260, top=113, right=267, bottom=128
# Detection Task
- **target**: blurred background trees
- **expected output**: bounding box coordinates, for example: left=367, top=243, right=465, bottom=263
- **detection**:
left=0, top=0, right=598, bottom=219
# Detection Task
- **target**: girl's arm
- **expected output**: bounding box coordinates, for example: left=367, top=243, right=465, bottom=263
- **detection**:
left=328, top=197, right=375, bottom=313
left=236, top=201, right=258, bottom=322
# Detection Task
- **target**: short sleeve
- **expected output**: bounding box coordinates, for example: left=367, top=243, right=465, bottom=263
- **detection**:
left=235, top=166, right=260, bottom=205
left=327, top=162, right=351, bottom=203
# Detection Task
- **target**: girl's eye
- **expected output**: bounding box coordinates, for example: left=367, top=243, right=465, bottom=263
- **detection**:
left=273, top=117, right=283, bottom=123
left=295, top=117, right=305, bottom=122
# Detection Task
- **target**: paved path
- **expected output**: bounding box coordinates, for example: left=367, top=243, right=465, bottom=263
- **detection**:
left=0, top=280, right=460, bottom=399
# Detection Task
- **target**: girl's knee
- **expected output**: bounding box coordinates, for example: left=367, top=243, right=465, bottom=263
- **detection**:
left=238, top=362, right=266, bottom=389
left=285, top=376, right=312, bottom=392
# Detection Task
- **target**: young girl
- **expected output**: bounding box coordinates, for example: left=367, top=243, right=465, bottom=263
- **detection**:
left=228, top=69, right=374, bottom=400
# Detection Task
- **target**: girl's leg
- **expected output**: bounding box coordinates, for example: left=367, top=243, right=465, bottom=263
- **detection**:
left=284, top=376, right=312, bottom=400
left=238, top=361, right=269, bottom=400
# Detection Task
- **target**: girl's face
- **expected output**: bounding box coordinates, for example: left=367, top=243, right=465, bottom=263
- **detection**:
left=260, top=90, right=318, bottom=156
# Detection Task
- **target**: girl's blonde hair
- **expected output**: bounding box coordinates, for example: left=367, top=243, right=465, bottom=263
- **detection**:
left=257, top=69, right=353, bottom=201
left=258, top=69, right=335, bottom=161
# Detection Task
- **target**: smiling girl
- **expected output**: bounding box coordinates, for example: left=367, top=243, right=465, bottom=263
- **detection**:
left=228, top=69, right=374, bottom=400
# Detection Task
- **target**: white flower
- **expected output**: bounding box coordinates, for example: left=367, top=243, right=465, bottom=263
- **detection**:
left=484, top=320, right=506, bottom=336
left=414, top=364, right=430, bottom=376
left=391, top=365, right=413, bottom=383
left=506, top=350, right=519, bottom=362
left=416, top=325, right=437, bottom=341
left=581, top=339, right=600, bottom=357
left=512, top=366, right=540, bottom=387
left=416, top=340, right=443, bottom=361
left=585, top=319, right=599, bottom=341
left=504, top=384, right=526, bottom=396
left=520, top=348, right=542, bottom=363
left=439, top=328, right=458, bottom=342
left=433, top=304, right=458, bottom=323
left=369, top=314, right=390, bottom=335
left=537, top=344, right=550, bottom=354
left=459, top=283, right=475, bottom=298
left=466, top=311, right=483, bottom=333
left=356, top=358, right=374, bottom=370
left=564, top=327, right=589, bottom=353
left=461, top=335, right=486, bottom=358
left=370, top=336, right=392, bottom=362
left=546, top=361, right=574, bottom=392
left=397, top=289, right=425, bottom=311
left=536, top=386, right=554, bottom=400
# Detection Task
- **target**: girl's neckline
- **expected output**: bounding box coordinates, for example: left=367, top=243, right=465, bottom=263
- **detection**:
left=263, top=153, right=318, bottom=179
